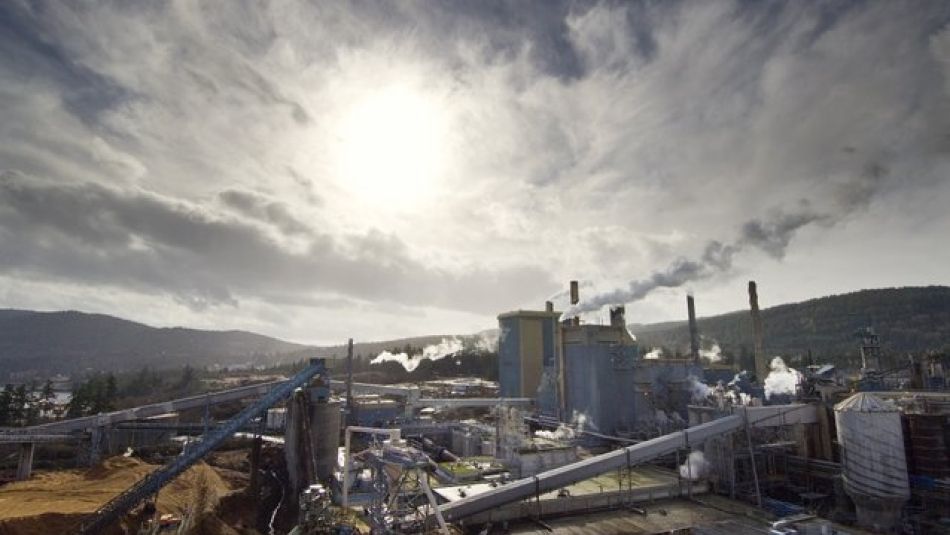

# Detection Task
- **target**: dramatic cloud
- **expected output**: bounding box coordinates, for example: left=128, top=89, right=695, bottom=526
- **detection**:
left=1, top=1, right=948, bottom=342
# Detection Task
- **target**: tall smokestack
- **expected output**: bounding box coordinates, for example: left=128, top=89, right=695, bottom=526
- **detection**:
left=687, top=294, right=700, bottom=363
left=345, top=338, right=355, bottom=425
left=569, top=281, right=580, bottom=326
left=609, top=305, right=626, bottom=328
left=748, top=281, right=767, bottom=381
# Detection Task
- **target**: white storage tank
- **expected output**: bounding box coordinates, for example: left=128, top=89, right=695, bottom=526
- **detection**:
left=834, top=392, right=909, bottom=532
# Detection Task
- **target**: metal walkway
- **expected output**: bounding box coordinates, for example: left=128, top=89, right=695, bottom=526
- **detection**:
left=72, top=358, right=327, bottom=535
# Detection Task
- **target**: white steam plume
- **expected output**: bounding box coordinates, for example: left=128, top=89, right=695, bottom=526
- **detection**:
left=371, top=336, right=464, bottom=372
left=534, top=424, right=575, bottom=441
left=699, top=342, right=722, bottom=363
left=686, top=375, right=712, bottom=402
left=763, top=356, right=803, bottom=400
left=643, top=347, right=663, bottom=360
left=679, top=450, right=711, bottom=481
left=474, top=330, right=500, bottom=352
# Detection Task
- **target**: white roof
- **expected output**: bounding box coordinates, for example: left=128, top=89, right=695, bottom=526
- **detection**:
left=835, top=392, right=899, bottom=412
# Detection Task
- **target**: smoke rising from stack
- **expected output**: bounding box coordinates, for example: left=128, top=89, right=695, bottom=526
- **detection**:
left=562, top=205, right=835, bottom=318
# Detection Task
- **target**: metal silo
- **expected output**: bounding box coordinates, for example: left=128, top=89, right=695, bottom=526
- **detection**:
left=834, top=393, right=909, bottom=532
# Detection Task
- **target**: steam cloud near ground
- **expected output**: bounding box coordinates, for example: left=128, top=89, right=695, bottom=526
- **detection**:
left=679, top=450, right=711, bottom=481
left=763, top=356, right=803, bottom=400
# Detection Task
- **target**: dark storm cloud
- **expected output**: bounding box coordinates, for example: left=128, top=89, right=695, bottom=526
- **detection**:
left=0, top=173, right=554, bottom=313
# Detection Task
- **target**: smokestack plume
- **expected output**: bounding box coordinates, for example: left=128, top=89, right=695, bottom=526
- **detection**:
left=687, top=294, right=699, bottom=363
left=748, top=281, right=766, bottom=381
left=560, top=205, right=837, bottom=320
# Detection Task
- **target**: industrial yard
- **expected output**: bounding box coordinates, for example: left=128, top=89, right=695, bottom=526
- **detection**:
left=0, top=280, right=947, bottom=534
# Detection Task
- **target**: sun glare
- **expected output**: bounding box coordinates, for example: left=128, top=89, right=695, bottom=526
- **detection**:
left=336, top=86, right=448, bottom=207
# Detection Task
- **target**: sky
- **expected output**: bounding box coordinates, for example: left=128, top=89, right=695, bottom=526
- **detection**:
left=1, top=1, right=949, bottom=345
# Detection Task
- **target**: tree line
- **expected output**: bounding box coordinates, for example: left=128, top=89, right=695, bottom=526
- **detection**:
left=0, top=380, right=57, bottom=426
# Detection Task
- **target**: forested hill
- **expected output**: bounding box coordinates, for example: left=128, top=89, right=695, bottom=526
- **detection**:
left=629, top=286, right=950, bottom=365
left=0, top=309, right=313, bottom=377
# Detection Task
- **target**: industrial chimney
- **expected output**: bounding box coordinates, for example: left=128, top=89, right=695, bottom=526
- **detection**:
left=569, top=280, right=580, bottom=326
left=748, top=281, right=767, bottom=381
left=609, top=305, right=626, bottom=328
left=687, top=294, right=700, bottom=363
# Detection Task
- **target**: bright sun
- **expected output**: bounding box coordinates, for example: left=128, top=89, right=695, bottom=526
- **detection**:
left=336, top=86, right=448, bottom=206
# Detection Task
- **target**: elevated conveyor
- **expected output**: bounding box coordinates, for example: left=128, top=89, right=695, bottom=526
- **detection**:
left=439, top=413, right=744, bottom=523
left=72, top=358, right=327, bottom=535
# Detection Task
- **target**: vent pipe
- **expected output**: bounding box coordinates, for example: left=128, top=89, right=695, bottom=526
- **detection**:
left=748, top=281, right=767, bottom=381
left=687, top=294, right=700, bottom=363
left=545, top=301, right=554, bottom=313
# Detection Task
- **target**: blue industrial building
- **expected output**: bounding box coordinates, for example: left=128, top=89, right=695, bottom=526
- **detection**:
left=498, top=288, right=703, bottom=436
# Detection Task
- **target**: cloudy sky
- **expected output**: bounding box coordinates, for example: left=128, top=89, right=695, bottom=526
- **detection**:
left=1, top=1, right=949, bottom=344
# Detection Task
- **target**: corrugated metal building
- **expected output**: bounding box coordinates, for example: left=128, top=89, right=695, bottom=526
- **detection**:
left=498, top=298, right=702, bottom=436
left=498, top=310, right=560, bottom=400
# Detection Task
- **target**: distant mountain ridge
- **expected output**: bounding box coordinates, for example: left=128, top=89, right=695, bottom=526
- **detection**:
left=0, top=308, right=462, bottom=379
left=0, top=309, right=314, bottom=377
left=629, top=286, right=950, bottom=365
left=3, top=285, right=948, bottom=379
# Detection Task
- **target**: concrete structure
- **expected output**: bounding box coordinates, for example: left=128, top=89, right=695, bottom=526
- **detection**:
left=506, top=440, right=577, bottom=477
left=834, top=393, right=909, bottom=533
left=748, top=281, right=767, bottom=381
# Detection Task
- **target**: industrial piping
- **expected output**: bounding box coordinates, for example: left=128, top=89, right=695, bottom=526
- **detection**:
left=438, top=414, right=745, bottom=523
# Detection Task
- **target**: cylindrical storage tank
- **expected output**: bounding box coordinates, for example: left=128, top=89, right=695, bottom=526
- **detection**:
left=310, top=399, right=342, bottom=483
left=834, top=393, right=909, bottom=532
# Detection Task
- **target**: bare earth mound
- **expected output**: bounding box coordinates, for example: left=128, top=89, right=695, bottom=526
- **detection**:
left=0, top=456, right=230, bottom=535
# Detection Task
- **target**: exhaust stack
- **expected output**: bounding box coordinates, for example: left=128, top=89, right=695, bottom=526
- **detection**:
left=687, top=294, right=700, bottom=363
left=609, top=305, right=626, bottom=328
left=748, top=281, right=767, bottom=381
left=569, top=280, right=580, bottom=325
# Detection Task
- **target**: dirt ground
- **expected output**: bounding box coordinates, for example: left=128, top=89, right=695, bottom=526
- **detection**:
left=0, top=456, right=232, bottom=535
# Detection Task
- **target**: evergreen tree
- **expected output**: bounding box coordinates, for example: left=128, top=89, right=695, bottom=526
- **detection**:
left=0, top=385, right=13, bottom=426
